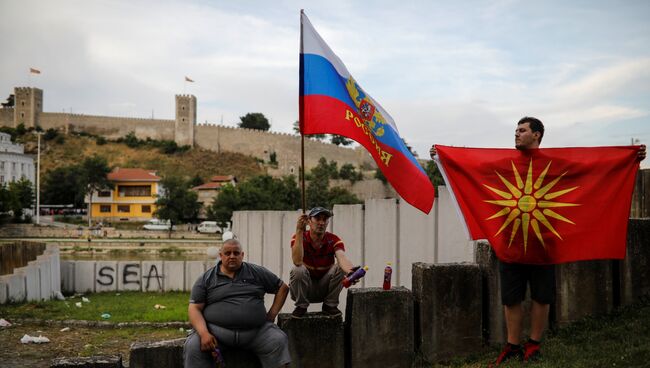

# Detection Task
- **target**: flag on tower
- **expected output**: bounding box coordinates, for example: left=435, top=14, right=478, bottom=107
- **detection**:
left=185, top=76, right=194, bottom=83
left=435, top=145, right=640, bottom=264
left=29, top=68, right=41, bottom=74
left=299, top=11, right=435, bottom=214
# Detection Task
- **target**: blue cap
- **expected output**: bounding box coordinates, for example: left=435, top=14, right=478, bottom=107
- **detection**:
left=308, top=207, right=332, bottom=218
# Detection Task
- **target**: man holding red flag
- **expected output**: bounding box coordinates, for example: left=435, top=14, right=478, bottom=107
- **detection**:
left=431, top=117, right=645, bottom=365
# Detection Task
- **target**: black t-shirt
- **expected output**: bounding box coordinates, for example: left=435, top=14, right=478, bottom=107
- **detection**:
left=190, top=262, right=281, bottom=329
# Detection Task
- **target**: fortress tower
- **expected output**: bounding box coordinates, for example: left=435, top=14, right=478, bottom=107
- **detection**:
left=13, top=87, right=43, bottom=128
left=175, top=94, right=196, bottom=147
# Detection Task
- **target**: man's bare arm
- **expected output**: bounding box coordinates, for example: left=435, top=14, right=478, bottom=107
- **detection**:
left=291, top=215, right=308, bottom=266
left=334, top=249, right=355, bottom=274
left=188, top=303, right=217, bottom=351
left=267, top=282, right=289, bottom=322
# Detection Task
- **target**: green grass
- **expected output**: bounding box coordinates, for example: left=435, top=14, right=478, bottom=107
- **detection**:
left=432, top=299, right=650, bottom=368
left=0, top=291, right=190, bottom=323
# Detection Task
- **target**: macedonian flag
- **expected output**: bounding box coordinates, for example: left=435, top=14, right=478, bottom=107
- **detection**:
left=435, top=145, right=641, bottom=264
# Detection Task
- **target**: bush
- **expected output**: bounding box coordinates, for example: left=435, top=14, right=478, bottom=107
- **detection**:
left=54, top=135, right=65, bottom=144
left=43, top=128, right=59, bottom=141
left=95, top=136, right=107, bottom=145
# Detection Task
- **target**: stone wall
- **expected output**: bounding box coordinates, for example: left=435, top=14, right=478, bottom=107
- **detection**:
left=0, top=241, right=46, bottom=275
left=195, top=123, right=375, bottom=174
left=38, top=112, right=174, bottom=141
left=0, top=108, right=13, bottom=126
left=0, top=224, right=217, bottom=240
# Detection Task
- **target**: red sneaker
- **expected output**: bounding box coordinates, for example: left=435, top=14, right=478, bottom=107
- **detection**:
left=490, top=343, right=522, bottom=366
left=523, top=341, right=541, bottom=362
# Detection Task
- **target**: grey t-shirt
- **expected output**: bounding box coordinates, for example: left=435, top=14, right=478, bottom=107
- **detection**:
left=190, top=261, right=281, bottom=329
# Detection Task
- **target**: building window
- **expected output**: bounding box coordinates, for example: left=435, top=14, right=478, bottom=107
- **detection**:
left=12, top=163, right=16, bottom=170
left=100, top=205, right=111, bottom=213
left=21, top=101, right=24, bottom=106
left=117, top=205, right=130, bottom=213
left=21, top=112, right=24, bottom=118
left=98, top=190, right=112, bottom=197
left=118, top=185, right=151, bottom=197
left=0, top=176, right=3, bottom=183
left=0, top=162, right=4, bottom=169
left=142, top=205, right=151, bottom=213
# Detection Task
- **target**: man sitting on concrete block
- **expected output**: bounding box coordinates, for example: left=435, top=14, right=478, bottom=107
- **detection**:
left=290, top=207, right=357, bottom=318
left=184, top=239, right=291, bottom=368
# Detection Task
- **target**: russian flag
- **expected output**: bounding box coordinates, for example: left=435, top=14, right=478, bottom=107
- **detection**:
left=299, top=11, right=435, bottom=214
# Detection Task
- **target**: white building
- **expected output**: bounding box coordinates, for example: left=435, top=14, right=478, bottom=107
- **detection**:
left=0, top=132, right=35, bottom=186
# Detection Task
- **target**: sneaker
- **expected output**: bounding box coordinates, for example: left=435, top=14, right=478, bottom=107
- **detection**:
left=523, top=341, right=541, bottom=362
left=291, top=306, right=307, bottom=318
left=322, top=305, right=342, bottom=316
left=491, top=343, right=522, bottom=366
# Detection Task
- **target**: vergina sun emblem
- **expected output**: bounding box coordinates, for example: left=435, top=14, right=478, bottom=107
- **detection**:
left=483, top=159, right=581, bottom=253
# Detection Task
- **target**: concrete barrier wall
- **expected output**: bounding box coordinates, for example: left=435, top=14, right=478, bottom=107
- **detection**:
left=59, top=259, right=220, bottom=294
left=0, top=243, right=60, bottom=304
left=230, top=189, right=469, bottom=292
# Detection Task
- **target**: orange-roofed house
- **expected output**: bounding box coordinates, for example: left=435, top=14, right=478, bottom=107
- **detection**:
left=193, top=175, right=237, bottom=218
left=87, top=168, right=162, bottom=221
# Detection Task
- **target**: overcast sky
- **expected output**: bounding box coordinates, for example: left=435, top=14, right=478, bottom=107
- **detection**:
left=1, top=0, right=648, bottom=166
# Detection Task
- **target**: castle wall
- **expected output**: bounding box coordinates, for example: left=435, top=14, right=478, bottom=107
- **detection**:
left=0, top=108, right=13, bottom=126
left=38, top=113, right=175, bottom=141
left=195, top=124, right=375, bottom=175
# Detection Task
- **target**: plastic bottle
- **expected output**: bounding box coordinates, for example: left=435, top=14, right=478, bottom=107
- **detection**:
left=342, top=266, right=369, bottom=288
left=383, top=262, right=392, bottom=290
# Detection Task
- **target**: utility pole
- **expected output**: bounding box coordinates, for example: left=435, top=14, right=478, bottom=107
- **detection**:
left=35, top=131, right=43, bottom=225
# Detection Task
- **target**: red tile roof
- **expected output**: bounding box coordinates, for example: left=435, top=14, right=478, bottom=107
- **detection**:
left=192, top=182, right=224, bottom=190
left=108, top=168, right=160, bottom=182
left=210, top=175, right=237, bottom=183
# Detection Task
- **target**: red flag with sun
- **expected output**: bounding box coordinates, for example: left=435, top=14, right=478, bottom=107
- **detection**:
left=435, top=145, right=640, bottom=264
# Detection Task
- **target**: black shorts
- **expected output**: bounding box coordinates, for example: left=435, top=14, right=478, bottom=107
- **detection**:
left=499, top=261, right=556, bottom=306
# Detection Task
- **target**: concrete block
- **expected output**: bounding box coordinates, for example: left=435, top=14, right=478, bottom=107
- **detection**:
left=184, top=261, right=205, bottom=291
left=345, top=287, right=414, bottom=368
left=96, top=261, right=118, bottom=292
left=262, top=211, right=283, bottom=275
left=50, top=355, right=123, bottom=367
left=332, top=204, right=364, bottom=286
left=280, top=210, right=301, bottom=315
left=37, top=258, right=53, bottom=300
left=0, top=279, right=7, bottom=304
left=398, top=200, right=436, bottom=289
left=163, top=261, right=185, bottom=291
left=246, top=212, right=264, bottom=265
left=555, top=260, right=613, bottom=326
left=46, top=247, right=62, bottom=294
left=117, top=261, right=142, bottom=291
left=437, top=186, right=475, bottom=263
left=364, top=199, right=398, bottom=288
left=74, top=261, right=96, bottom=294
left=130, top=338, right=184, bottom=368
left=5, top=273, right=26, bottom=303
left=474, top=241, right=506, bottom=345
left=621, top=219, right=650, bottom=305
left=142, top=261, right=164, bottom=292
left=18, top=264, right=40, bottom=302
left=412, top=263, right=483, bottom=362
left=278, top=313, right=344, bottom=368
left=60, top=261, right=75, bottom=294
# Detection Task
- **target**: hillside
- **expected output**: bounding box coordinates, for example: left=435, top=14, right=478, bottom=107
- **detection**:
left=27, top=134, right=264, bottom=181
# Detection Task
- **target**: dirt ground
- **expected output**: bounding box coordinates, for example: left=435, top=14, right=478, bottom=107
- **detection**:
left=0, top=321, right=186, bottom=367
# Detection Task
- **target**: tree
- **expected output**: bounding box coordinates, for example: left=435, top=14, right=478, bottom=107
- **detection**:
left=42, top=166, right=85, bottom=207
left=8, top=178, right=34, bottom=221
left=402, top=138, right=417, bottom=157
left=374, top=168, right=387, bottom=183
left=155, top=176, right=201, bottom=236
left=312, top=157, right=339, bottom=180
left=207, top=175, right=300, bottom=227
left=425, top=160, right=445, bottom=193
left=331, top=135, right=353, bottom=146
left=79, top=155, right=112, bottom=227
left=238, top=113, right=270, bottom=131
left=188, top=174, right=204, bottom=188
left=339, top=164, right=363, bottom=183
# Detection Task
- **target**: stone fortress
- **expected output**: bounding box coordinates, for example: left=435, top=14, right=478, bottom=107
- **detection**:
left=0, top=87, right=375, bottom=176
